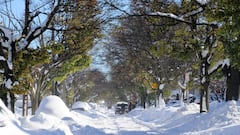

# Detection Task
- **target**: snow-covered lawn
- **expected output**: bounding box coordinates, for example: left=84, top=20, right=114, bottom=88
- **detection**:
left=0, top=95, right=240, bottom=135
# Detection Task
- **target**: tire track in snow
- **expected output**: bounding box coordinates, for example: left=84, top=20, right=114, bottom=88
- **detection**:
left=95, top=113, right=162, bottom=135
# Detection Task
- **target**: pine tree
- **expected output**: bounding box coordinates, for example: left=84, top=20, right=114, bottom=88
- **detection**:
left=0, top=0, right=64, bottom=107
left=28, top=0, right=101, bottom=114
left=207, top=0, right=240, bottom=101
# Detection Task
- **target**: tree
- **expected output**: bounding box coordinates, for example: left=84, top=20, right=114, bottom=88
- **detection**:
left=0, top=0, right=101, bottom=114
left=207, top=0, right=240, bottom=101
left=142, top=0, right=227, bottom=112
left=106, top=1, right=183, bottom=108
left=28, top=0, right=101, bottom=114
left=0, top=0, right=66, bottom=107
left=106, top=0, right=227, bottom=113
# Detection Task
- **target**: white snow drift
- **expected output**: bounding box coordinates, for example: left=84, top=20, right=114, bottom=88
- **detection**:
left=0, top=95, right=240, bottom=135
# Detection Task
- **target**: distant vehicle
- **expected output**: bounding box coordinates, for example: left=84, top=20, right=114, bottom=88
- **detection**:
left=115, top=102, right=129, bottom=115
left=166, top=94, right=198, bottom=106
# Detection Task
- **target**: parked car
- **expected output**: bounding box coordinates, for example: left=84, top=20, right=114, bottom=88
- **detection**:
left=115, top=102, right=129, bottom=115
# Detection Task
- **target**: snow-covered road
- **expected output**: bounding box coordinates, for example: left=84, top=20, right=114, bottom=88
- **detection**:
left=2, top=96, right=240, bottom=135
left=93, top=115, right=159, bottom=135
left=69, top=109, right=161, bottom=135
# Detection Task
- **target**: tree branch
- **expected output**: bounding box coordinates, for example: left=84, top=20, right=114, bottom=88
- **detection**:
left=24, top=0, right=62, bottom=49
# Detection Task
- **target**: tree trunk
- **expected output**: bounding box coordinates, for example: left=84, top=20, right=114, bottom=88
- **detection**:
left=10, top=92, right=15, bottom=113
left=141, top=90, right=147, bottom=109
left=200, top=58, right=210, bottom=113
left=180, top=89, right=184, bottom=107
left=0, top=85, right=8, bottom=107
left=52, top=81, right=59, bottom=96
left=22, top=94, right=29, bottom=116
left=31, top=93, right=41, bottom=115
left=30, top=84, right=42, bottom=115
left=225, top=67, right=240, bottom=101
left=0, top=28, right=17, bottom=109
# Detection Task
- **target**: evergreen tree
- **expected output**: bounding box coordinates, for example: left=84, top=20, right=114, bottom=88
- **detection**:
left=28, top=0, right=101, bottom=114
left=0, top=0, right=65, bottom=108
left=207, top=0, right=240, bottom=101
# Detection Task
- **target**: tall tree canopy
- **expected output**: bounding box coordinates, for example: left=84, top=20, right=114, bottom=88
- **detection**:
left=0, top=0, right=102, bottom=113
left=106, top=0, right=234, bottom=113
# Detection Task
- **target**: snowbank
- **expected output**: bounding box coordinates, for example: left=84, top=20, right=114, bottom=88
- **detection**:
left=128, top=101, right=240, bottom=135
left=19, top=113, right=73, bottom=135
left=0, top=99, right=15, bottom=120
left=19, top=95, right=73, bottom=135
left=1, top=96, right=240, bottom=135
left=35, top=95, right=70, bottom=118
left=72, top=101, right=92, bottom=111
left=0, top=99, right=29, bottom=134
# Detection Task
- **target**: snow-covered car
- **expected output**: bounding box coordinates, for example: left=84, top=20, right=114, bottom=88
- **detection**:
left=115, top=102, right=129, bottom=115
left=71, top=101, right=92, bottom=111
left=166, top=94, right=198, bottom=106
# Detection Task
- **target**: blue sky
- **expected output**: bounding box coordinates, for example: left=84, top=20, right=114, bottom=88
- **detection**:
left=11, top=0, right=24, bottom=14
left=0, top=0, right=24, bottom=14
left=0, top=0, right=24, bottom=26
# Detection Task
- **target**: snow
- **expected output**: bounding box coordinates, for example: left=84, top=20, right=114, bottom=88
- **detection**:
left=0, top=26, right=13, bottom=40
left=208, top=58, right=230, bottom=75
left=0, top=56, right=6, bottom=61
left=35, top=95, right=71, bottom=118
left=159, top=84, right=165, bottom=90
left=149, top=12, right=184, bottom=21
left=158, top=95, right=166, bottom=109
left=4, top=79, right=13, bottom=89
left=148, top=6, right=205, bottom=25
left=72, top=101, right=92, bottom=111
left=1, top=95, right=240, bottom=135
left=178, top=80, right=186, bottom=89
left=222, top=58, right=230, bottom=67
left=196, top=0, right=209, bottom=5
left=201, top=77, right=206, bottom=84
left=7, top=60, right=13, bottom=70
left=201, top=48, right=209, bottom=58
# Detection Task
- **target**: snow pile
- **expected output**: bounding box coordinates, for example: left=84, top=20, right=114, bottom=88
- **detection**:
left=0, top=100, right=15, bottom=120
left=72, top=101, right=92, bottom=111
left=19, top=95, right=73, bottom=135
left=35, top=95, right=71, bottom=118
left=129, top=101, right=240, bottom=135
left=129, top=106, right=184, bottom=124
left=0, top=100, right=29, bottom=135
left=20, top=113, right=73, bottom=135
left=1, top=96, right=240, bottom=135
left=172, top=101, right=240, bottom=135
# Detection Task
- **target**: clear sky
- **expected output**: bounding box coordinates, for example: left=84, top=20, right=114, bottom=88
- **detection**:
left=0, top=0, right=24, bottom=26
left=0, top=0, right=24, bottom=14
left=11, top=0, right=24, bottom=14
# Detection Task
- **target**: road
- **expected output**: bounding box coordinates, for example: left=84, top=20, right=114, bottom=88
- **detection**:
left=68, top=109, right=163, bottom=135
